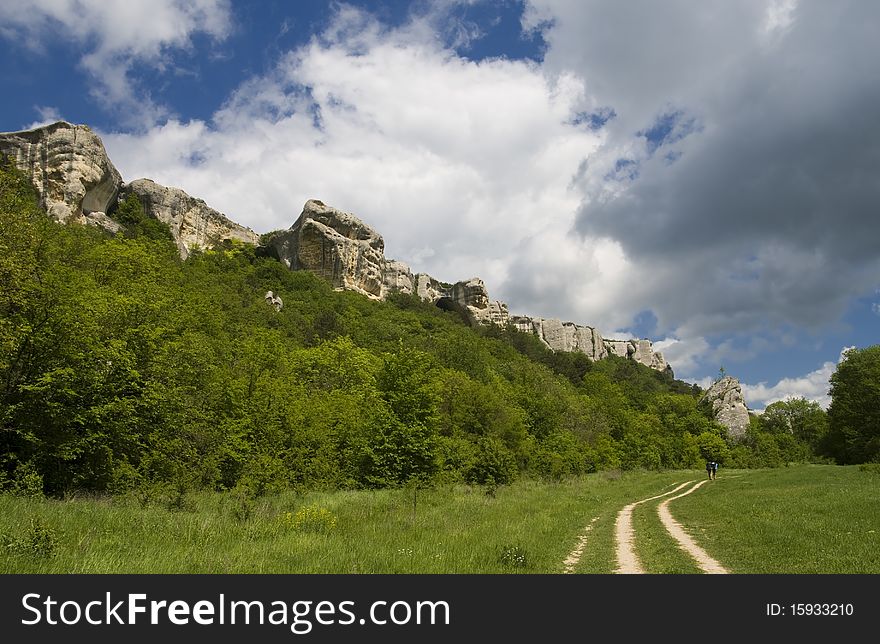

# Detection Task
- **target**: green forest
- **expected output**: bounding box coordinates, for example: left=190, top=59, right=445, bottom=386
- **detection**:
left=1, top=160, right=876, bottom=501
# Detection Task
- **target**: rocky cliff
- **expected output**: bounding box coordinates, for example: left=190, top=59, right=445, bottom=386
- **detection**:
left=414, top=273, right=448, bottom=302
left=265, top=197, right=668, bottom=373
left=2, top=120, right=674, bottom=375
left=0, top=121, right=122, bottom=232
left=382, top=259, right=415, bottom=296
left=269, top=199, right=387, bottom=299
left=700, top=376, right=751, bottom=440
left=512, top=317, right=607, bottom=361
left=0, top=121, right=258, bottom=258
left=449, top=278, right=510, bottom=326
left=120, top=179, right=259, bottom=259
left=605, top=338, right=671, bottom=374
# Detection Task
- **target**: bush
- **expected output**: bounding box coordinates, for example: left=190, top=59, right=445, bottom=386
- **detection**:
left=466, top=436, right=517, bottom=486
left=1, top=461, right=44, bottom=498
left=2, top=517, right=59, bottom=558
left=227, top=486, right=257, bottom=523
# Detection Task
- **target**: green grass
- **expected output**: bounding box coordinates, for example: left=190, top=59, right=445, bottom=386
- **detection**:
left=633, top=497, right=702, bottom=574
left=0, top=472, right=688, bottom=574
left=570, top=475, right=696, bottom=573
left=668, top=465, right=880, bottom=573
left=1, top=465, right=876, bottom=573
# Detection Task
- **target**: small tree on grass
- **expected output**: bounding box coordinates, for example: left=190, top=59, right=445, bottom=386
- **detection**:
left=466, top=435, right=517, bottom=489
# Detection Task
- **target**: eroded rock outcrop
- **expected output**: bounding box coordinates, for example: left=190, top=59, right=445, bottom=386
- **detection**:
left=605, top=339, right=671, bottom=375
left=700, top=376, right=751, bottom=440
left=264, top=291, right=283, bottom=312
left=513, top=317, right=608, bottom=361
left=450, top=278, right=509, bottom=326
left=414, top=273, right=448, bottom=302
left=0, top=121, right=122, bottom=232
left=270, top=199, right=386, bottom=299
left=121, top=179, right=259, bottom=259
left=382, top=259, right=415, bottom=296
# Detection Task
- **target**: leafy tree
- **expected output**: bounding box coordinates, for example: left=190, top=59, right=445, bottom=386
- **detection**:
left=761, top=397, right=828, bottom=452
left=362, top=345, right=440, bottom=487
left=827, top=346, right=880, bottom=463
left=466, top=435, right=517, bottom=485
left=696, top=431, right=729, bottom=463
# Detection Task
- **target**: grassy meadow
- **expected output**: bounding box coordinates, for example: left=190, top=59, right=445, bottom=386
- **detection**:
left=668, top=464, right=880, bottom=573
left=1, top=465, right=877, bottom=574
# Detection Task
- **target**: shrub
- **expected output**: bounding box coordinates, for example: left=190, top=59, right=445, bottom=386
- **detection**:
left=227, top=486, right=257, bottom=523
left=2, top=517, right=59, bottom=558
left=3, top=461, right=45, bottom=498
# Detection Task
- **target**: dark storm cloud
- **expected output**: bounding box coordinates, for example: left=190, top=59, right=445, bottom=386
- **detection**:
left=530, top=0, right=880, bottom=336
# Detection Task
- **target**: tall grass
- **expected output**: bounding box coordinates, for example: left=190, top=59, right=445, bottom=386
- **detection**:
left=0, top=472, right=683, bottom=574
left=2, top=465, right=874, bottom=574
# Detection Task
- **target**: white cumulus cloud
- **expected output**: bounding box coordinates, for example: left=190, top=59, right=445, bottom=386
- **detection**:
left=0, top=0, right=232, bottom=125
left=102, top=6, right=613, bottom=323
left=741, top=347, right=853, bottom=411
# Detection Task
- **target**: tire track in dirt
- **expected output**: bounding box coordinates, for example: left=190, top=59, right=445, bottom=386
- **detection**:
left=614, top=481, right=694, bottom=574
left=657, top=480, right=728, bottom=574
left=562, top=516, right=600, bottom=573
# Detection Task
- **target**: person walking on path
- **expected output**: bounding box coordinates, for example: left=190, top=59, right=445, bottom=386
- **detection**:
left=712, top=461, right=719, bottom=480
left=706, top=460, right=714, bottom=480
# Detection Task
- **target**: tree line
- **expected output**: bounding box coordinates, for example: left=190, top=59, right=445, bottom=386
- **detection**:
left=1, top=161, right=876, bottom=498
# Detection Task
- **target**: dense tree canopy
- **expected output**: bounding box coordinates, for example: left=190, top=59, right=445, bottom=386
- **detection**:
left=0, top=160, right=858, bottom=498
left=827, top=346, right=880, bottom=464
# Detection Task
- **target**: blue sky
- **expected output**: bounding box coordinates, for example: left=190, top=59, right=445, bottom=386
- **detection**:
left=1, top=0, right=878, bottom=410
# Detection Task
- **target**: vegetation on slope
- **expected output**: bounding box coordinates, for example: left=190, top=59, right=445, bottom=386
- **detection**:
left=0, top=160, right=871, bottom=501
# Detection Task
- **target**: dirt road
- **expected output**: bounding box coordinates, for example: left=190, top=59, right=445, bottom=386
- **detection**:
left=656, top=480, right=729, bottom=574
left=612, top=479, right=728, bottom=574
left=614, top=481, right=694, bottom=574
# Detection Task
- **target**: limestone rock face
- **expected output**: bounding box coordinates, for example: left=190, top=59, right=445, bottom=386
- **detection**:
left=648, top=350, right=671, bottom=374
left=604, top=338, right=671, bottom=375
left=478, top=300, right=510, bottom=326
left=414, top=273, right=448, bottom=302
left=450, top=278, right=509, bottom=325
left=382, top=259, right=415, bottom=296
left=701, top=376, right=751, bottom=440
left=0, top=121, right=122, bottom=231
left=264, top=291, right=283, bottom=312
left=514, top=317, right=607, bottom=361
left=508, top=321, right=670, bottom=374
left=121, top=179, right=259, bottom=259
left=271, top=200, right=386, bottom=299
left=451, top=278, right=489, bottom=309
